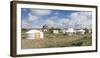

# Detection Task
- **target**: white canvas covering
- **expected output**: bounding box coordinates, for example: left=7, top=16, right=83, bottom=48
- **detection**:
left=26, top=30, right=44, bottom=39
left=66, top=28, right=75, bottom=32
left=53, top=30, right=59, bottom=34
left=76, top=29, right=85, bottom=34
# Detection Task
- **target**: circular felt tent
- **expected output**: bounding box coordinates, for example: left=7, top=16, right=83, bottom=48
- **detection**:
left=65, top=28, right=76, bottom=36
left=26, top=30, right=44, bottom=40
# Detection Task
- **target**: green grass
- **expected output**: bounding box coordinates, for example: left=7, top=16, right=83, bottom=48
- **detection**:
left=21, top=30, right=92, bottom=49
left=39, top=32, right=92, bottom=48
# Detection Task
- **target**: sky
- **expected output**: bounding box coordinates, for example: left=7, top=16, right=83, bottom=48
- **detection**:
left=21, top=8, right=92, bottom=29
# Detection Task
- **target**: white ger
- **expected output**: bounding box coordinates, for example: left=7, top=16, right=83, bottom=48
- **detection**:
left=26, top=30, right=44, bottom=40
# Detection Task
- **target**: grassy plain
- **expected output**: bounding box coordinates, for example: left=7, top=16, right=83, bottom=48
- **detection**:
left=21, top=30, right=92, bottom=49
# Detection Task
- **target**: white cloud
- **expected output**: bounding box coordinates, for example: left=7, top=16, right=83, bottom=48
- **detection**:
left=58, top=18, right=70, bottom=28
left=22, top=9, right=92, bottom=29
left=22, top=20, right=31, bottom=29
left=22, top=9, right=52, bottom=29
left=28, top=13, right=39, bottom=21
left=45, top=19, right=55, bottom=27
left=30, top=9, right=52, bottom=16
left=43, top=17, right=69, bottom=28
left=23, top=9, right=52, bottom=24
left=50, top=16, right=58, bottom=20
left=44, top=11, right=92, bottom=29
left=22, top=19, right=42, bottom=29
left=26, top=9, right=52, bottom=23
left=68, top=12, right=92, bottom=29
left=54, top=12, right=59, bottom=15
left=23, top=8, right=27, bottom=12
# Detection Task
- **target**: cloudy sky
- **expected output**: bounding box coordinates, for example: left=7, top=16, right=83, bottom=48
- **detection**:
left=21, top=8, right=92, bottom=29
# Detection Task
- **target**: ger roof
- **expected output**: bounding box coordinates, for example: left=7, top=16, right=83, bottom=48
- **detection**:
left=26, top=30, right=42, bottom=33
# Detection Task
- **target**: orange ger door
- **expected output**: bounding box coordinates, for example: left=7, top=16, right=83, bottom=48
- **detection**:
left=34, top=32, right=40, bottom=40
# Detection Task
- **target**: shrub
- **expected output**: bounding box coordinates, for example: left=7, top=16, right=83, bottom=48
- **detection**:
left=72, top=42, right=83, bottom=46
